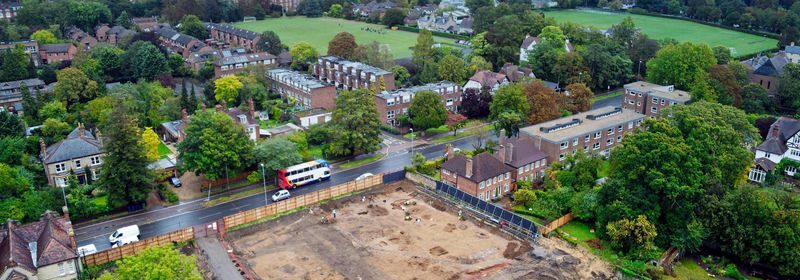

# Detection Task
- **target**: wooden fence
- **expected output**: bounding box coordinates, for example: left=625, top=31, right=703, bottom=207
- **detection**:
left=540, top=212, right=574, bottom=235
left=222, top=174, right=384, bottom=230
left=82, top=227, right=195, bottom=266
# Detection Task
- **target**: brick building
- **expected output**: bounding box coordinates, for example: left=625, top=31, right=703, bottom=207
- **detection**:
left=270, top=0, right=301, bottom=12
left=155, top=27, right=211, bottom=58
left=375, top=81, right=460, bottom=126
left=0, top=1, right=22, bottom=20
left=205, top=23, right=261, bottom=51
left=132, top=17, right=159, bottom=31
left=0, top=78, right=46, bottom=115
left=95, top=25, right=135, bottom=45
left=214, top=52, right=277, bottom=77
left=463, top=70, right=508, bottom=94
left=440, top=152, right=514, bottom=201
left=65, top=26, right=98, bottom=50
left=622, top=81, right=691, bottom=117
left=498, top=135, right=548, bottom=183
left=39, top=43, right=78, bottom=64
left=41, top=125, right=104, bottom=187
left=266, top=68, right=336, bottom=111
left=312, top=56, right=396, bottom=91
left=520, top=106, right=645, bottom=163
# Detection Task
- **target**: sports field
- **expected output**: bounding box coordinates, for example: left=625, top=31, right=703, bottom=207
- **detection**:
left=544, top=9, right=778, bottom=57
left=233, top=17, right=459, bottom=58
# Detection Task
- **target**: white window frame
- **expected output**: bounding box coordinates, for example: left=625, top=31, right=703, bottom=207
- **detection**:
left=560, top=142, right=568, bottom=150
left=74, top=160, right=81, bottom=168
left=594, top=132, right=601, bottom=139
left=593, top=143, right=600, bottom=150
left=55, top=163, right=66, bottom=172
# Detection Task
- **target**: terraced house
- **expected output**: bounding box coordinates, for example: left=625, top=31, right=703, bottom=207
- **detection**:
left=205, top=23, right=261, bottom=51
left=265, top=68, right=336, bottom=111
left=41, top=125, right=104, bottom=187
left=312, top=56, right=396, bottom=91
left=214, top=52, right=277, bottom=77
left=375, top=81, right=460, bottom=127
left=155, top=27, right=211, bottom=58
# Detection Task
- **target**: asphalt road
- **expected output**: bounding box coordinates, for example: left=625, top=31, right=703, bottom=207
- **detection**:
left=75, top=93, right=623, bottom=251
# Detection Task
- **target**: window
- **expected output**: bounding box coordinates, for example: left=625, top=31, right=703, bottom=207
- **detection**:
left=479, top=193, right=484, bottom=200
left=518, top=167, right=523, bottom=174
left=74, top=160, right=81, bottom=168
left=651, top=107, right=657, bottom=114
left=637, top=92, right=642, bottom=97
left=585, top=135, right=590, bottom=142
left=68, top=261, right=75, bottom=274
left=618, top=125, right=623, bottom=132
left=55, top=163, right=66, bottom=172
left=617, top=135, right=622, bottom=142
left=584, top=146, right=589, bottom=152
left=505, top=172, right=510, bottom=179
left=607, top=138, right=613, bottom=146
left=559, top=153, right=565, bottom=161
left=629, top=90, right=635, bottom=96
left=525, top=163, right=531, bottom=171
left=442, top=169, right=450, bottom=175
left=594, top=132, right=601, bottom=139
left=504, top=184, right=509, bottom=192
left=560, top=142, right=568, bottom=150
left=628, top=100, right=634, bottom=105
left=607, top=128, right=614, bottom=135
left=765, top=152, right=772, bottom=158
left=636, top=102, right=641, bottom=106
left=573, top=138, right=578, bottom=146
left=652, top=97, right=658, bottom=103
left=387, top=110, right=395, bottom=119
left=628, top=121, right=633, bottom=129
left=58, top=263, right=65, bottom=275
left=660, top=99, right=666, bottom=105
left=593, top=143, right=600, bottom=150
left=792, top=149, right=800, bottom=157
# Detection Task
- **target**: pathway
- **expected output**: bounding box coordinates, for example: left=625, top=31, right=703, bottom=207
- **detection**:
left=196, top=237, right=244, bottom=280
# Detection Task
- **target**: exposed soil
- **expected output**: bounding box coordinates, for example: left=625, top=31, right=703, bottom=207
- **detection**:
left=227, top=180, right=613, bottom=280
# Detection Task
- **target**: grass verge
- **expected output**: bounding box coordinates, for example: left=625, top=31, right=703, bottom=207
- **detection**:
left=339, top=154, right=385, bottom=169
left=592, top=91, right=623, bottom=103
left=431, top=123, right=494, bottom=144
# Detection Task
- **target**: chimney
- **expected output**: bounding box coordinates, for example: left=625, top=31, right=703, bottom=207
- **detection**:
left=248, top=98, right=255, bottom=119
left=95, top=128, right=103, bottom=146
left=40, top=138, right=47, bottom=159
left=201, top=102, right=207, bottom=112
left=181, top=109, right=188, bottom=123
left=465, top=157, right=473, bottom=178
left=770, top=123, right=781, bottom=139
left=496, top=145, right=505, bottom=163
left=78, top=122, right=85, bottom=137
left=505, top=142, right=513, bottom=163
left=444, top=144, right=454, bottom=159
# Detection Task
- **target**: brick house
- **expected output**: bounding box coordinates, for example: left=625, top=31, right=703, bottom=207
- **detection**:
left=0, top=1, right=22, bottom=20
left=500, top=63, right=536, bottom=83
left=41, top=124, right=104, bottom=187
left=520, top=106, right=645, bottom=163
left=748, top=117, right=800, bottom=183
left=743, top=52, right=790, bottom=96
left=65, top=27, right=97, bottom=50
left=265, top=68, right=336, bottom=111
left=0, top=78, right=45, bottom=115
left=463, top=70, right=508, bottom=94
left=95, top=25, right=135, bottom=45
left=154, top=27, right=211, bottom=58
left=498, top=135, right=549, bottom=183
left=132, top=17, right=159, bottom=31
left=159, top=109, right=190, bottom=143
left=213, top=52, right=277, bottom=77
left=38, top=43, right=78, bottom=64
left=312, top=56, right=396, bottom=91
left=441, top=151, right=515, bottom=201
left=0, top=39, right=38, bottom=54
left=622, top=81, right=691, bottom=117
left=160, top=101, right=262, bottom=143
left=375, top=81, right=461, bottom=127
left=0, top=211, right=81, bottom=280
left=205, top=23, right=261, bottom=51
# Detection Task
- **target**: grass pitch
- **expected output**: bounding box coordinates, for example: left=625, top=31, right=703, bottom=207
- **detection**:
left=544, top=9, right=778, bottom=57
left=233, top=17, right=460, bottom=58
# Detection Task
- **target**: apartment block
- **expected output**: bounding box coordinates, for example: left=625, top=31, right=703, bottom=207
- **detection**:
left=622, top=81, right=691, bottom=117
left=266, top=68, right=337, bottom=111
left=205, top=23, right=261, bottom=51
left=520, top=106, right=645, bottom=163
left=312, top=56, right=396, bottom=91
left=376, top=81, right=460, bottom=126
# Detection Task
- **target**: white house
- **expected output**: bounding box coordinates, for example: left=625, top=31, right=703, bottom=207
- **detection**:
left=519, top=34, right=574, bottom=64
left=463, top=70, right=509, bottom=94
left=749, top=117, right=800, bottom=183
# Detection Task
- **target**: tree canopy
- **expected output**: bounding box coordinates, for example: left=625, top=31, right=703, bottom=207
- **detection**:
left=408, top=90, right=448, bottom=130
left=98, top=245, right=202, bottom=280
left=97, top=103, right=153, bottom=207
left=178, top=111, right=253, bottom=182
left=327, top=32, right=358, bottom=59
left=327, top=89, right=381, bottom=157
left=646, top=42, right=716, bottom=90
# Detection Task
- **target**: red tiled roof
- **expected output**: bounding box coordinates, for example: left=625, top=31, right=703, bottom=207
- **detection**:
left=0, top=212, right=77, bottom=276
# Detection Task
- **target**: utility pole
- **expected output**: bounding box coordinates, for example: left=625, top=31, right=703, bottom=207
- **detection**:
left=410, top=128, right=414, bottom=155
left=261, top=163, right=268, bottom=206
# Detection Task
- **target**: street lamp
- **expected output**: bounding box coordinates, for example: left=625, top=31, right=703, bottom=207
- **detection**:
left=637, top=60, right=642, bottom=81
left=410, top=128, right=414, bottom=155
left=260, top=163, right=268, bottom=206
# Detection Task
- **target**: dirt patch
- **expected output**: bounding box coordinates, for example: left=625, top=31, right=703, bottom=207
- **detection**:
left=503, top=242, right=530, bottom=259
left=369, top=205, right=388, bottom=216
left=444, top=223, right=457, bottom=232
left=429, top=246, right=449, bottom=256
left=587, top=239, right=603, bottom=249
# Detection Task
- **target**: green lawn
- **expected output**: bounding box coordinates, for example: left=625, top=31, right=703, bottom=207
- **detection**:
left=673, top=259, right=714, bottom=280
left=233, top=17, right=461, bottom=58
left=308, top=145, right=325, bottom=160
left=544, top=10, right=778, bottom=57
left=157, top=142, right=172, bottom=159
left=592, top=90, right=623, bottom=103
left=89, top=195, right=108, bottom=209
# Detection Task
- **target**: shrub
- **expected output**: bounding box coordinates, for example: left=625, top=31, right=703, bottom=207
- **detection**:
left=380, top=124, right=401, bottom=135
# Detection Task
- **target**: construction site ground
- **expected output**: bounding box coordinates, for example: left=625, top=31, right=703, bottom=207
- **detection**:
left=226, top=180, right=613, bottom=280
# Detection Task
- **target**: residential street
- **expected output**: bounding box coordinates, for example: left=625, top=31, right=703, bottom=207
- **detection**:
left=75, top=95, right=622, bottom=251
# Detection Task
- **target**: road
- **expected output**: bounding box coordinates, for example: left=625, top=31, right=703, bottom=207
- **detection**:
left=75, top=94, right=623, bottom=251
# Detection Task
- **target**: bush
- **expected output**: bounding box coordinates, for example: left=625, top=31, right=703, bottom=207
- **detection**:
left=308, top=124, right=333, bottom=144
left=247, top=171, right=262, bottom=183
left=380, top=124, right=401, bottom=135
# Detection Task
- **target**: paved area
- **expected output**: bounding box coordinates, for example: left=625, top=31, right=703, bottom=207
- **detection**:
left=197, top=237, right=243, bottom=280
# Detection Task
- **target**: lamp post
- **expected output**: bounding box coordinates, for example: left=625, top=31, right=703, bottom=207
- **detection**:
left=260, top=163, right=268, bottom=206
left=637, top=60, right=642, bottom=81
left=410, top=128, right=414, bottom=155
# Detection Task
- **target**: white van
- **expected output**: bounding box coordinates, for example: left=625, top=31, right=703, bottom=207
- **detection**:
left=109, top=225, right=140, bottom=244
left=111, top=236, right=139, bottom=248
left=77, top=244, right=97, bottom=256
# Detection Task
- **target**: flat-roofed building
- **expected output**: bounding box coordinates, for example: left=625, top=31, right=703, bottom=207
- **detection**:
left=214, top=52, right=277, bottom=77
left=312, top=56, right=396, bottom=91
left=622, top=81, right=691, bottom=117
left=375, top=81, right=460, bottom=126
left=266, top=68, right=336, bottom=111
left=520, top=106, right=645, bottom=163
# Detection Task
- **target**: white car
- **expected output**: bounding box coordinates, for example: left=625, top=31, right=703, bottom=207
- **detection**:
left=356, top=173, right=374, bottom=180
left=272, top=190, right=291, bottom=202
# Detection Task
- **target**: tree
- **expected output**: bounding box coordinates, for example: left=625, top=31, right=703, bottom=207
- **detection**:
left=712, top=46, right=732, bottom=64
left=65, top=1, right=112, bottom=33
left=495, top=111, right=524, bottom=138
left=0, top=111, right=24, bottom=137
left=290, top=42, right=319, bottom=71
left=54, top=68, right=100, bottom=108
left=178, top=111, right=253, bottom=182
left=327, top=89, right=382, bottom=157
left=381, top=8, right=406, bottom=26
left=446, top=113, right=467, bottom=136
left=20, top=84, right=38, bottom=121
left=606, top=215, right=658, bottom=258
left=142, top=127, right=160, bottom=162
left=468, top=56, right=492, bottom=73
left=0, top=46, right=35, bottom=82
left=354, top=41, right=395, bottom=70
left=539, top=26, right=567, bottom=48
left=39, top=101, right=67, bottom=121
left=97, top=245, right=202, bottom=280
left=552, top=52, right=589, bottom=86
left=417, top=59, right=439, bottom=84
left=580, top=44, right=633, bottom=90
left=214, top=76, right=244, bottom=103
left=466, top=0, right=493, bottom=13
left=490, top=84, right=530, bottom=136
left=565, top=83, right=593, bottom=113
left=297, top=0, right=322, bottom=17
left=97, top=103, right=153, bottom=207
left=30, top=30, right=57, bottom=44
left=461, top=87, right=492, bottom=118
left=41, top=118, right=71, bottom=143
left=90, top=45, right=124, bottom=81
left=257, top=31, right=283, bottom=55
left=391, top=65, right=410, bottom=87
left=412, top=29, right=434, bottom=67
left=180, top=15, right=209, bottom=40
left=709, top=64, right=742, bottom=106
left=740, top=84, right=772, bottom=114
left=408, top=90, right=448, bottom=130
left=328, top=4, right=343, bottom=18
left=327, top=32, right=358, bottom=59
left=646, top=42, right=716, bottom=90
left=125, top=41, right=168, bottom=81
left=254, top=138, right=303, bottom=176
left=523, top=81, right=561, bottom=124
left=437, top=54, right=467, bottom=84
left=779, top=63, right=800, bottom=114
left=115, top=11, right=132, bottom=28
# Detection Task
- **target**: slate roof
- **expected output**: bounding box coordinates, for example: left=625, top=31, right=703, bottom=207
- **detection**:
left=755, top=157, right=778, bottom=172
left=43, top=127, right=103, bottom=164
left=786, top=45, right=800, bottom=55
left=0, top=212, right=77, bottom=277
left=502, top=137, right=547, bottom=168
left=752, top=53, right=789, bottom=77
left=468, top=70, right=507, bottom=87
left=132, top=17, right=158, bottom=24
left=267, top=68, right=329, bottom=90
left=500, top=63, right=534, bottom=82
left=0, top=78, right=45, bottom=93
left=215, top=52, right=276, bottom=66
left=441, top=153, right=514, bottom=183
left=459, top=17, right=473, bottom=30
left=520, top=35, right=540, bottom=49
left=756, top=117, right=800, bottom=154
left=160, top=119, right=187, bottom=138
left=205, top=23, right=260, bottom=40
left=39, top=43, right=73, bottom=53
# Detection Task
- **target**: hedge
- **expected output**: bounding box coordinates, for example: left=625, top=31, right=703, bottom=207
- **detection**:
left=397, top=25, right=471, bottom=41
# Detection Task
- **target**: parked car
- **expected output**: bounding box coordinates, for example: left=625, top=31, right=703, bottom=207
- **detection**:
left=170, top=176, right=182, bottom=187
left=272, top=189, right=291, bottom=202
left=77, top=244, right=97, bottom=256
left=109, top=225, right=140, bottom=244
left=356, top=173, right=374, bottom=180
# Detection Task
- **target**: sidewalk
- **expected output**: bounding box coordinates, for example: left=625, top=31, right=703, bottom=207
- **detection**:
left=196, top=237, right=244, bottom=280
